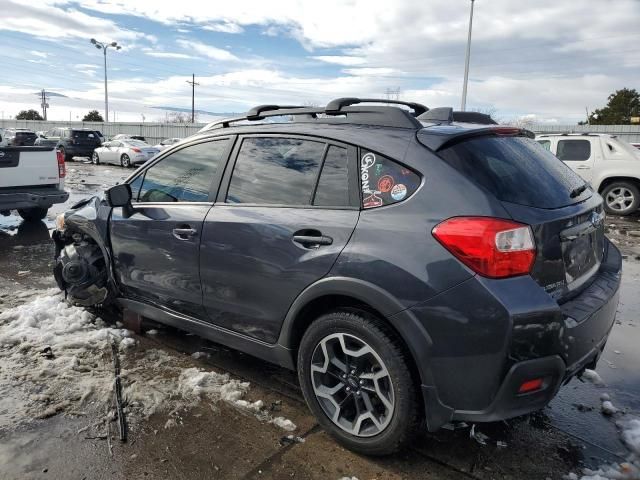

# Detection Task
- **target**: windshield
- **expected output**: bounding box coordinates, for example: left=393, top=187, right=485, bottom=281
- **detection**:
left=438, top=135, right=589, bottom=209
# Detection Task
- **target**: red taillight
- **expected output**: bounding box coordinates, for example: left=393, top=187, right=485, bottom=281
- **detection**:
left=518, top=378, right=544, bottom=394
left=56, top=149, right=66, bottom=178
left=131, top=147, right=141, bottom=153
left=432, top=217, right=536, bottom=278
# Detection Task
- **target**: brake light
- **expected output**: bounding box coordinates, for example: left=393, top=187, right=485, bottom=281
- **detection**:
left=56, top=149, right=66, bottom=178
left=131, top=147, right=141, bottom=153
left=432, top=217, right=536, bottom=278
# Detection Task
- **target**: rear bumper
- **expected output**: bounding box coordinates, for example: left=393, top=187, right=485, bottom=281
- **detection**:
left=66, top=146, right=98, bottom=157
left=0, top=187, right=69, bottom=211
left=410, top=240, right=621, bottom=431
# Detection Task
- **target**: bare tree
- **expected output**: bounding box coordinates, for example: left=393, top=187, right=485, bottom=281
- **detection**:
left=164, top=111, right=197, bottom=123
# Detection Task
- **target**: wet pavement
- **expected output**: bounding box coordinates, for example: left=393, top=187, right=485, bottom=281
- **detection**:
left=1, top=160, right=639, bottom=480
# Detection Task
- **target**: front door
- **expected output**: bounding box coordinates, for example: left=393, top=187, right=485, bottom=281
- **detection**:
left=110, top=138, right=232, bottom=318
left=556, top=138, right=595, bottom=182
left=200, top=136, right=360, bottom=343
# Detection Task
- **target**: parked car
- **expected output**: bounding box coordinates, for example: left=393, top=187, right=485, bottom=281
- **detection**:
left=154, top=137, right=182, bottom=150
left=94, top=131, right=105, bottom=145
left=92, top=139, right=160, bottom=167
left=536, top=133, right=640, bottom=215
left=4, top=128, right=37, bottom=146
left=0, top=143, right=68, bottom=220
left=111, top=134, right=147, bottom=143
left=35, top=127, right=102, bottom=161
left=53, top=98, right=621, bottom=455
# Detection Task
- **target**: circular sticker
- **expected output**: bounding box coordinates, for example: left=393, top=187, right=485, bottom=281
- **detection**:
left=377, top=175, right=395, bottom=193
left=390, top=184, right=407, bottom=201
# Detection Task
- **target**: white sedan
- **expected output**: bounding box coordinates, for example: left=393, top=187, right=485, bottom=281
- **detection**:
left=92, top=140, right=160, bottom=168
left=154, top=137, right=182, bottom=150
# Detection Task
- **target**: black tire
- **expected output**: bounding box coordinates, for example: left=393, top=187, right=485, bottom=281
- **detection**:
left=18, top=207, right=48, bottom=221
left=92, top=152, right=100, bottom=165
left=121, top=154, right=131, bottom=168
left=601, top=181, right=640, bottom=216
left=297, top=311, right=418, bottom=455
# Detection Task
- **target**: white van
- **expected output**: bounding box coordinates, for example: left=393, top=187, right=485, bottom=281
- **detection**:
left=536, top=134, right=640, bottom=215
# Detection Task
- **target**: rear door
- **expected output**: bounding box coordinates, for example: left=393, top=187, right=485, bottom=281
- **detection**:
left=200, top=135, right=360, bottom=343
left=110, top=137, right=233, bottom=318
left=556, top=137, right=596, bottom=182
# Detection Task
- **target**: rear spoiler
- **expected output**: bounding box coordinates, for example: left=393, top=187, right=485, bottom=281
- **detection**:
left=418, top=126, right=535, bottom=151
left=418, top=108, right=497, bottom=125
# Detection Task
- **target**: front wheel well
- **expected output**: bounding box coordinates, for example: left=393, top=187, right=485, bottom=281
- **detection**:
left=598, top=176, right=640, bottom=194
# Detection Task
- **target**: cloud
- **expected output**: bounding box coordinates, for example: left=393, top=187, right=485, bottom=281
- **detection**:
left=202, top=22, right=244, bottom=34
left=343, top=67, right=396, bottom=76
left=176, top=39, right=239, bottom=61
left=29, top=50, right=49, bottom=58
left=312, top=56, right=367, bottom=66
left=0, top=1, right=150, bottom=42
left=145, top=51, right=195, bottom=59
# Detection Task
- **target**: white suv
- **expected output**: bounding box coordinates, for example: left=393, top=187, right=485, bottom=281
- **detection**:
left=537, top=133, right=640, bottom=215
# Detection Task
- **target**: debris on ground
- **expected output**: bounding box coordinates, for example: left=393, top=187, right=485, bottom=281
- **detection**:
left=470, top=424, right=489, bottom=446
left=191, top=351, right=209, bottom=359
left=279, top=435, right=305, bottom=446
left=497, top=440, right=508, bottom=448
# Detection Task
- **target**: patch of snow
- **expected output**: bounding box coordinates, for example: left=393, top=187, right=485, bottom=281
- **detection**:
left=602, top=400, right=618, bottom=416
left=190, top=351, right=209, bottom=360
left=0, top=294, right=297, bottom=433
left=565, top=418, right=640, bottom=479
left=581, top=369, right=605, bottom=386
left=146, top=329, right=159, bottom=335
left=270, top=416, right=297, bottom=431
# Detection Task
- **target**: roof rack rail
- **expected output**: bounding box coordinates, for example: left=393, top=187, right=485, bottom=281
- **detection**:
left=200, top=97, right=429, bottom=131
left=325, top=97, right=428, bottom=116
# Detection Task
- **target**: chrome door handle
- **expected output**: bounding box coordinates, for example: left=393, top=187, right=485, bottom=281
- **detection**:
left=172, top=227, right=197, bottom=240
left=576, top=166, right=591, bottom=170
left=293, top=235, right=333, bottom=247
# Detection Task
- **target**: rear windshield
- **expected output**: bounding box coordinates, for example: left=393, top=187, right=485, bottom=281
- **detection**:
left=438, top=136, right=588, bottom=208
left=70, top=130, right=97, bottom=138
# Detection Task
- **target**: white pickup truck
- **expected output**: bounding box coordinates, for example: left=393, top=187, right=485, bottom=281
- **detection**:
left=536, top=133, right=640, bottom=216
left=0, top=137, right=69, bottom=221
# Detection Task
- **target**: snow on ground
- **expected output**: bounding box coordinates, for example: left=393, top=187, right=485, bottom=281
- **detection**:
left=0, top=292, right=296, bottom=432
left=565, top=417, right=640, bottom=479
left=581, top=369, right=605, bottom=386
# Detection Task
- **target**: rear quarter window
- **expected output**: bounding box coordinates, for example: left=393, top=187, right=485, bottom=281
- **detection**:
left=438, top=136, right=587, bottom=209
left=360, top=150, right=420, bottom=209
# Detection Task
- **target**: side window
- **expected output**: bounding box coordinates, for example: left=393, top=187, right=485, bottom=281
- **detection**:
left=227, top=137, right=325, bottom=205
left=137, top=139, right=229, bottom=203
left=556, top=140, right=591, bottom=161
left=359, top=150, right=420, bottom=209
left=537, top=140, right=551, bottom=151
left=129, top=174, right=144, bottom=201
left=313, top=145, right=350, bottom=207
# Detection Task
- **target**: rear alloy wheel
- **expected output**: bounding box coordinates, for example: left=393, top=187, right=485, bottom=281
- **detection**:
left=91, top=152, right=100, bottom=165
left=298, top=311, right=418, bottom=455
left=121, top=154, right=131, bottom=168
left=602, top=182, right=640, bottom=216
left=18, top=207, right=48, bottom=221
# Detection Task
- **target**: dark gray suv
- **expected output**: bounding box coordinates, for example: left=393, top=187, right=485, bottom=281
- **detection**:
left=52, top=98, right=621, bottom=455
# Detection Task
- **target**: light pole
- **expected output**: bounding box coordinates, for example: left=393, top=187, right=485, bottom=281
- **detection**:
left=461, top=0, right=475, bottom=111
left=90, top=38, right=121, bottom=122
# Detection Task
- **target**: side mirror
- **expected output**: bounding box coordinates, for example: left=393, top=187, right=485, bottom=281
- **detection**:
left=105, top=183, right=132, bottom=207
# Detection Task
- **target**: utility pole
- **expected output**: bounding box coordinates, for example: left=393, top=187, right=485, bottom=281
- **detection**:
left=186, top=73, right=199, bottom=123
left=40, top=89, right=50, bottom=121
left=461, top=0, right=475, bottom=111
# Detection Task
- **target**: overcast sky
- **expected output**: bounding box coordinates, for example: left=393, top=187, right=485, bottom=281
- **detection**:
left=0, top=0, right=638, bottom=123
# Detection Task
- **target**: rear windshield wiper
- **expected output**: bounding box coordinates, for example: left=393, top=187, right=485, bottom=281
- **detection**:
left=569, top=183, right=589, bottom=198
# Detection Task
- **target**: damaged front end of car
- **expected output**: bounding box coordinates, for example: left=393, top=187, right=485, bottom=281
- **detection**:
left=52, top=195, right=117, bottom=306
